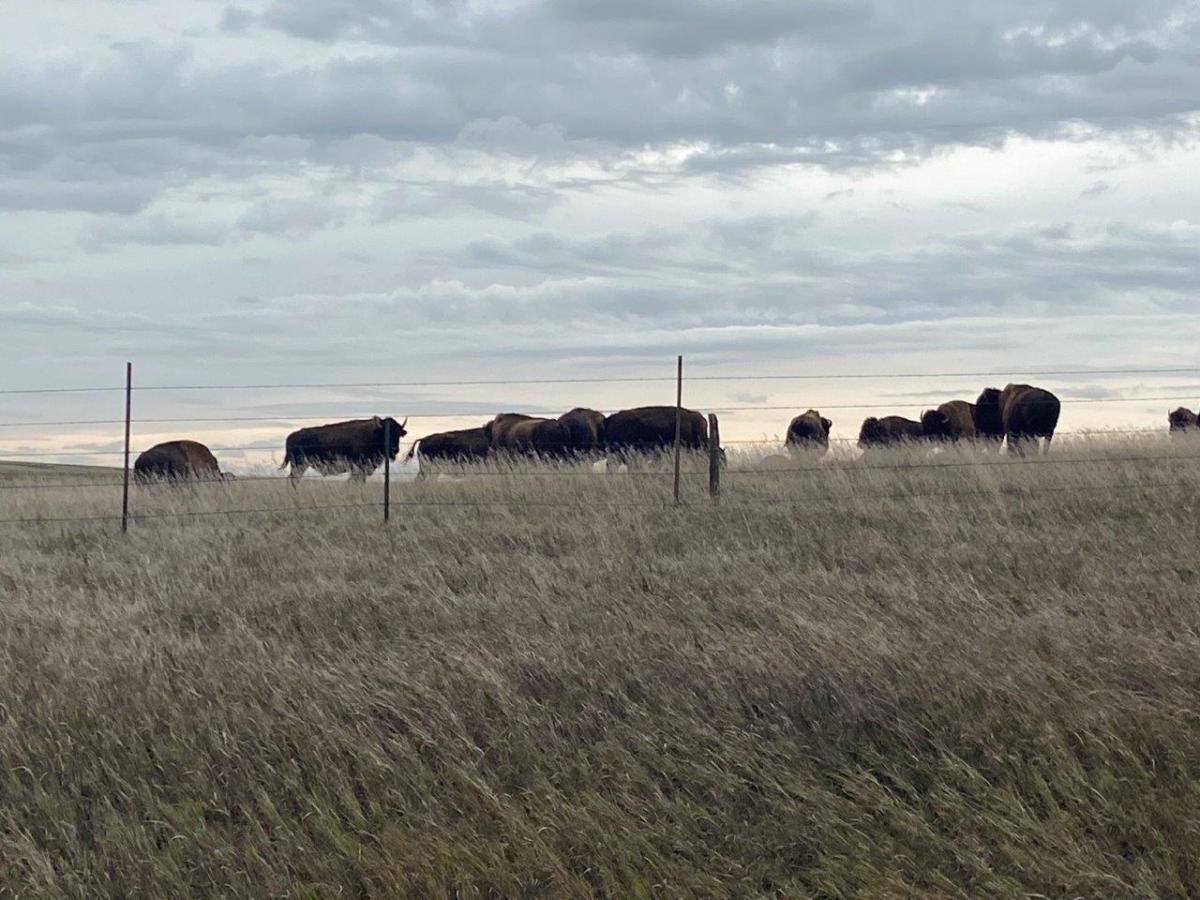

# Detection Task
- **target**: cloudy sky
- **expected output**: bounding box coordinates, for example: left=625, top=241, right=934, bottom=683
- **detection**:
left=3, top=0, right=1200, bottom=465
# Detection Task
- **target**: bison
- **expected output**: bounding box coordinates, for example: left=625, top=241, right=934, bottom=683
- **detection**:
left=603, top=405, right=713, bottom=460
left=785, top=410, right=832, bottom=457
left=920, top=400, right=977, bottom=442
left=975, top=385, right=1060, bottom=455
left=558, top=408, right=607, bottom=457
left=134, top=440, right=227, bottom=483
left=1168, top=407, right=1198, bottom=433
left=404, top=427, right=489, bottom=477
left=483, top=414, right=572, bottom=458
left=281, top=416, right=407, bottom=482
left=857, top=415, right=928, bottom=449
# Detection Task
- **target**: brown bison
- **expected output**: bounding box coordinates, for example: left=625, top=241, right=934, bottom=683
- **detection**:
left=920, top=400, right=977, bottom=442
left=281, top=416, right=407, bottom=482
left=1168, top=407, right=1198, bottom=432
left=134, top=440, right=227, bottom=483
left=975, top=385, right=1060, bottom=454
left=404, top=427, right=489, bottom=477
left=603, top=405, right=713, bottom=458
left=857, top=416, right=928, bottom=448
left=483, top=414, right=572, bottom=457
left=785, top=410, right=832, bottom=456
left=558, top=408, right=607, bottom=456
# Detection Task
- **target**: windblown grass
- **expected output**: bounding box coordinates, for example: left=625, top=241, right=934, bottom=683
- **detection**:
left=2, top=434, right=1200, bottom=897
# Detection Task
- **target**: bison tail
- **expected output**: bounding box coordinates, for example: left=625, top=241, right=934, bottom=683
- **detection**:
left=404, top=441, right=419, bottom=462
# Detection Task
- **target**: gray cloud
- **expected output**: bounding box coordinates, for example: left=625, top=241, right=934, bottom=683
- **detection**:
left=2, top=1, right=1196, bottom=199
left=2, top=0, right=1200, bottom=447
left=80, top=213, right=231, bottom=251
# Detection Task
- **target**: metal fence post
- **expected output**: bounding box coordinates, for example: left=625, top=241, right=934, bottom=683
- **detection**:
left=673, top=354, right=683, bottom=505
left=121, top=362, right=132, bottom=533
left=383, top=417, right=391, bottom=523
left=708, top=413, right=720, bottom=501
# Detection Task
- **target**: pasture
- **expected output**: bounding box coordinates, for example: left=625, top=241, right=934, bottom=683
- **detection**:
left=2, top=434, right=1200, bottom=897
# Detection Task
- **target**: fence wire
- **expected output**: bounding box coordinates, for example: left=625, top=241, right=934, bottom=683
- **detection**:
left=0, top=475, right=1186, bottom=529
left=2, top=362, right=1199, bottom=532
left=4, top=449, right=1200, bottom=492
left=2, top=393, right=1198, bottom=431
left=3, top=365, right=1200, bottom=396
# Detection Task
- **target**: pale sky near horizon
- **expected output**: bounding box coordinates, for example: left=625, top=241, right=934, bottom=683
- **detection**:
left=3, top=0, right=1200, bottom=468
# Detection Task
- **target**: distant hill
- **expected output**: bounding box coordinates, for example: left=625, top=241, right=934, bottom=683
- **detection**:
left=0, top=460, right=121, bottom=483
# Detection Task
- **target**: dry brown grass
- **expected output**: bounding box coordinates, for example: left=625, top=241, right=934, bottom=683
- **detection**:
left=2, top=434, right=1200, bottom=897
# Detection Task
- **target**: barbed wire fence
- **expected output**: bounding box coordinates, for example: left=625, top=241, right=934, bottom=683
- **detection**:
left=1, top=359, right=1198, bottom=530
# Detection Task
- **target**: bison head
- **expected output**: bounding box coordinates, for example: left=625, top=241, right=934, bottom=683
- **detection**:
left=787, top=410, right=831, bottom=450
left=382, top=416, right=408, bottom=456
left=974, top=388, right=1004, bottom=438
left=857, top=417, right=882, bottom=448
left=1168, top=407, right=1198, bottom=431
left=920, top=408, right=951, bottom=439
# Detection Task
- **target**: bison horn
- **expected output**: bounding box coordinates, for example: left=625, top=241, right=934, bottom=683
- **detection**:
left=400, top=416, right=407, bottom=429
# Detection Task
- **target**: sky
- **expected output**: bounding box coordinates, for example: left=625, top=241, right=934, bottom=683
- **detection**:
left=2, top=0, right=1200, bottom=468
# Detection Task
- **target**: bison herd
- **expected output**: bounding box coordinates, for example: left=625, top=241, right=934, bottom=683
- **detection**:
left=414, top=406, right=717, bottom=474
left=857, top=384, right=1062, bottom=454
left=129, top=382, right=1197, bottom=482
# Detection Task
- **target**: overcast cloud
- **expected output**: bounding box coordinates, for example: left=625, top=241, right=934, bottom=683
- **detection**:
left=2, top=0, right=1200, bottom=461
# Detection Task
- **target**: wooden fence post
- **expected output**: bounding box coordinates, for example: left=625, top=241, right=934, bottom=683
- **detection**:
left=121, top=361, right=132, bottom=533
left=383, top=417, right=391, bottom=523
left=672, top=355, right=683, bottom=505
left=708, top=413, right=721, bottom=501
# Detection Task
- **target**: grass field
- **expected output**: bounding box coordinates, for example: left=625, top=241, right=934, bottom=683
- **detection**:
left=2, top=435, right=1200, bottom=897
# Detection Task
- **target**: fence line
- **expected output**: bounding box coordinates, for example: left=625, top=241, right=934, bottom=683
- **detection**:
left=0, top=475, right=1185, bottom=529
left=0, top=427, right=1182, bottom=461
left=3, top=358, right=1199, bottom=533
left=3, top=365, right=1200, bottom=396
left=3, top=392, right=1199, bottom=431
left=0, top=503, right=380, bottom=527
left=4, top=449, right=1200, bottom=492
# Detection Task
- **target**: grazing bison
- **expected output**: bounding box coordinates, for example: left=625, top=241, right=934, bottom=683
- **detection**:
left=972, top=389, right=1005, bottom=442
left=603, top=405, right=712, bottom=458
left=483, top=414, right=572, bottom=458
left=404, top=427, right=489, bottom=477
left=921, top=400, right=977, bottom=442
left=134, top=440, right=226, bottom=483
left=975, top=384, right=1061, bottom=455
left=281, top=416, right=407, bottom=482
left=1168, top=407, right=1198, bottom=433
left=785, top=410, right=832, bottom=456
left=558, top=408, right=607, bottom=457
left=857, top=416, right=928, bottom=449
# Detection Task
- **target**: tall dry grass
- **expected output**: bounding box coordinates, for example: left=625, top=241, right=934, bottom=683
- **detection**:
left=2, top=434, right=1200, bottom=897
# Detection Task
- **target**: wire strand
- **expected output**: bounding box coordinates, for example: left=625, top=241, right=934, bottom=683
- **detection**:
left=0, top=477, right=1181, bottom=527
left=1, top=395, right=1195, bottom=432
left=3, top=448, right=1198, bottom=490
left=0, top=426, right=1183, bottom=460
left=3, top=366, right=1199, bottom=396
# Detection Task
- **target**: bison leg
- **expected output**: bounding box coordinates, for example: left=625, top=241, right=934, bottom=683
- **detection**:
left=1007, top=434, right=1031, bottom=458
left=288, top=461, right=307, bottom=485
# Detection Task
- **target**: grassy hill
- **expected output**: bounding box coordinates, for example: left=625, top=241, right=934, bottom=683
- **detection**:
left=0, top=459, right=120, bottom=483
left=2, top=439, right=1199, bottom=896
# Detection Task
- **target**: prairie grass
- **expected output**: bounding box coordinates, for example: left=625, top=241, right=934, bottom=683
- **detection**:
left=2, top=434, right=1200, bottom=897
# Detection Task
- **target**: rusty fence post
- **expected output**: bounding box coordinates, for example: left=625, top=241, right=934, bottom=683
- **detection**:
left=121, top=361, right=132, bottom=533
left=708, top=413, right=721, bottom=501
left=672, top=355, right=683, bottom=505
